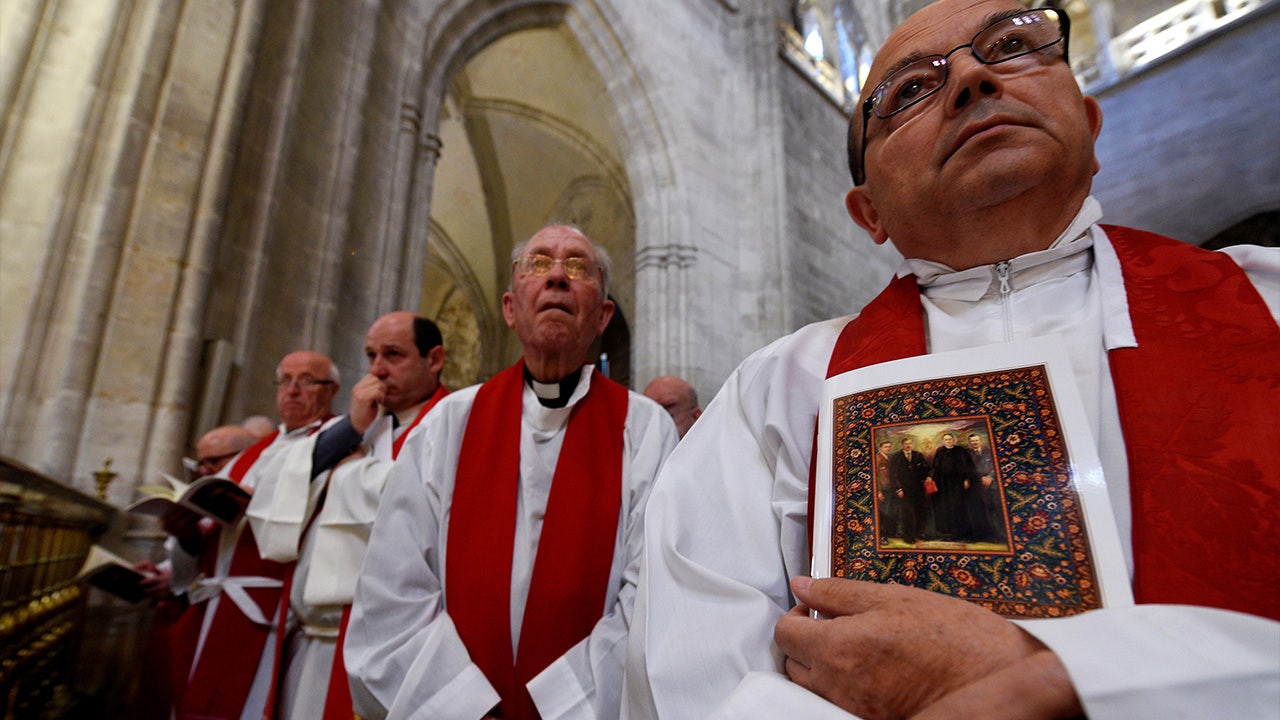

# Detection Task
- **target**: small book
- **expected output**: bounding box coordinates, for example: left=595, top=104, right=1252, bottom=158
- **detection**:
left=813, top=337, right=1132, bottom=618
left=126, top=472, right=250, bottom=525
left=76, top=545, right=151, bottom=603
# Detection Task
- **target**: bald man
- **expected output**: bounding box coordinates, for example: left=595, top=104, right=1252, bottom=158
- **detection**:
left=626, top=1, right=1279, bottom=717
left=170, top=351, right=341, bottom=720
left=643, top=375, right=702, bottom=439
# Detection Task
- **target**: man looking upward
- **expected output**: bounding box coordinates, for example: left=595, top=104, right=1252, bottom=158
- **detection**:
left=347, top=225, right=678, bottom=719
left=246, top=312, right=448, bottom=719
left=626, top=1, right=1279, bottom=718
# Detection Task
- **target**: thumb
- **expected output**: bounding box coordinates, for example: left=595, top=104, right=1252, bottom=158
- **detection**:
left=791, top=576, right=890, bottom=617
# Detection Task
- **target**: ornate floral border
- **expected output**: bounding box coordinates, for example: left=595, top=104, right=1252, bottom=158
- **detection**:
left=830, top=365, right=1103, bottom=618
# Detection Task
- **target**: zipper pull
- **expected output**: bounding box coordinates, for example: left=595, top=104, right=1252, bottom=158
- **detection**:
left=995, top=260, right=1012, bottom=297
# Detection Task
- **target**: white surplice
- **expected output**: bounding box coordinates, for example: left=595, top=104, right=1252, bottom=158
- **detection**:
left=247, top=411, right=410, bottom=720
left=624, top=201, right=1280, bottom=720
left=346, top=366, right=678, bottom=720
left=168, top=420, right=327, bottom=720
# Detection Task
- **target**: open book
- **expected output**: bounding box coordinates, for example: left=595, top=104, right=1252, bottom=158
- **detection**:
left=76, top=545, right=151, bottom=603
left=126, top=472, right=250, bottom=525
left=813, top=338, right=1132, bottom=618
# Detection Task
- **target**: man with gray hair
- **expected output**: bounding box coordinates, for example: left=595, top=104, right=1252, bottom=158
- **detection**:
left=346, top=224, right=677, bottom=719
left=168, top=350, right=341, bottom=719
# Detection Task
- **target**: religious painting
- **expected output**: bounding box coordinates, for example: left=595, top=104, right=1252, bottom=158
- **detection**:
left=813, top=339, right=1132, bottom=619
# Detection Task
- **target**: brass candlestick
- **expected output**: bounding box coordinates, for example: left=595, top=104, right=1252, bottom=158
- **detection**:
left=93, top=457, right=117, bottom=501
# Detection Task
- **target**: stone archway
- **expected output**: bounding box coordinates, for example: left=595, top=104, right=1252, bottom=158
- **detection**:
left=401, top=0, right=684, bottom=388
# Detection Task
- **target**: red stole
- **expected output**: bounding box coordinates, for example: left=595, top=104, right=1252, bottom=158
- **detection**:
left=447, top=361, right=628, bottom=719
left=175, top=430, right=292, bottom=719
left=814, top=228, right=1280, bottom=620
left=318, top=385, right=450, bottom=720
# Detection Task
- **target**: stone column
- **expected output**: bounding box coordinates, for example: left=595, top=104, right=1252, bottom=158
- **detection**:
left=634, top=243, right=697, bottom=381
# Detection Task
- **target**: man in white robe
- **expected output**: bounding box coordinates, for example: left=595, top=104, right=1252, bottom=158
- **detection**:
left=167, top=350, right=340, bottom=719
left=624, top=1, right=1280, bottom=718
left=346, top=225, right=678, bottom=719
left=247, top=312, right=449, bottom=720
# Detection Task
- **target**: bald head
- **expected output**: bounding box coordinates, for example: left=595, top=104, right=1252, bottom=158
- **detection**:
left=644, top=375, right=702, bottom=439
left=844, top=0, right=1102, bottom=269
left=195, top=425, right=258, bottom=476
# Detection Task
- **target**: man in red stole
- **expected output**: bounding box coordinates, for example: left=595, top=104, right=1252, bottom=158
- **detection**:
left=167, top=350, right=341, bottom=719
left=247, top=312, right=449, bottom=720
left=625, top=1, right=1279, bottom=719
left=345, top=225, right=678, bottom=719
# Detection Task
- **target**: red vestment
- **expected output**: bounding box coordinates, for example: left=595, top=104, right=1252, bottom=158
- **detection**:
left=815, top=227, right=1280, bottom=620
left=447, top=362, right=628, bottom=719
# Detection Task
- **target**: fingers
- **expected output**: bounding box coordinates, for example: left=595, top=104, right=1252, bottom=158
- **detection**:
left=349, top=374, right=387, bottom=433
left=790, top=576, right=890, bottom=618
left=774, top=607, right=820, bottom=677
left=783, top=655, right=813, bottom=689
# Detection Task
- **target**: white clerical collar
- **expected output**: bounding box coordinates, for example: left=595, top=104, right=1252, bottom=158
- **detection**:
left=899, top=196, right=1104, bottom=301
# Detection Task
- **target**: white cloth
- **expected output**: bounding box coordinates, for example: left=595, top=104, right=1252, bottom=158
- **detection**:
left=345, top=365, right=679, bottom=720
left=167, top=421, right=322, bottom=720
left=624, top=207, right=1280, bottom=719
left=247, top=413, right=404, bottom=720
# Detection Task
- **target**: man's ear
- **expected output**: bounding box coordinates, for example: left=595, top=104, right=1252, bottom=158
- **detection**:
left=501, top=291, right=517, bottom=329
left=847, top=187, right=890, bottom=245
left=1083, top=95, right=1104, bottom=176
left=597, top=299, right=616, bottom=336
left=427, top=345, right=446, bottom=374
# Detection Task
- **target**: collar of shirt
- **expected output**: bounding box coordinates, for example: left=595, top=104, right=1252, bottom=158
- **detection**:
left=897, top=196, right=1103, bottom=302
left=523, top=364, right=595, bottom=439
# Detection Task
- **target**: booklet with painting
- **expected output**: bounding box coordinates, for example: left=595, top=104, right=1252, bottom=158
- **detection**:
left=812, top=337, right=1132, bottom=618
left=76, top=545, right=151, bottom=603
left=126, top=472, right=250, bottom=525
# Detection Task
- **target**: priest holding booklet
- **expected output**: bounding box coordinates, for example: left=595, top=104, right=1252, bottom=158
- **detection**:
left=623, top=1, right=1279, bottom=718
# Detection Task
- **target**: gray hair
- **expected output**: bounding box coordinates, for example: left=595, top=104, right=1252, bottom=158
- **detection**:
left=509, top=224, right=611, bottom=300
left=275, top=356, right=341, bottom=385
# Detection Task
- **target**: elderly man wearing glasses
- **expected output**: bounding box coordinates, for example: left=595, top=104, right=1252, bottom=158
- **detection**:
left=625, top=0, right=1279, bottom=718
left=346, top=224, right=678, bottom=720
left=163, top=350, right=342, bottom=719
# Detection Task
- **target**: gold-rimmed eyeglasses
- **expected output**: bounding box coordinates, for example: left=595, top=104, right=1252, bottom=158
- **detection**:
left=514, top=253, right=599, bottom=281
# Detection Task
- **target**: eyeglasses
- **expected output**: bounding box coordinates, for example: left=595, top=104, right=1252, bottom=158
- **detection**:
left=854, top=8, right=1069, bottom=185
left=196, top=451, right=239, bottom=471
left=514, top=253, right=599, bottom=281
left=274, top=375, right=334, bottom=390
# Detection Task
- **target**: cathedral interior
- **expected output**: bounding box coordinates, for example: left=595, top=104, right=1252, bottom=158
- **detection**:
left=1, top=0, right=1276, bottom=715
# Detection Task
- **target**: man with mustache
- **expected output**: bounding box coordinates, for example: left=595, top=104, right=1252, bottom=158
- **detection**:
left=625, top=1, right=1279, bottom=718
left=346, top=225, right=678, bottom=719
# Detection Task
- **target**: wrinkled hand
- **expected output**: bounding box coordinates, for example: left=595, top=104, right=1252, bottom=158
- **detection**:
left=775, top=576, right=1049, bottom=720
left=132, top=560, right=174, bottom=601
left=349, top=374, right=387, bottom=434
left=911, top=649, right=1082, bottom=720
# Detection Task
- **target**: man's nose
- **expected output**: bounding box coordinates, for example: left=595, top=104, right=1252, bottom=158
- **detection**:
left=544, top=259, right=571, bottom=287
left=945, top=54, right=1002, bottom=112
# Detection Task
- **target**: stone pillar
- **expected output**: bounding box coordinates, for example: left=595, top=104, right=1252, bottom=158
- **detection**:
left=634, top=243, right=697, bottom=381
left=399, top=130, right=443, bottom=312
